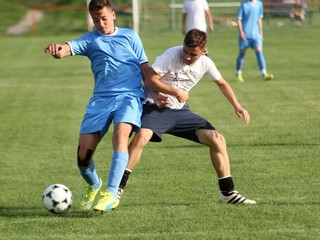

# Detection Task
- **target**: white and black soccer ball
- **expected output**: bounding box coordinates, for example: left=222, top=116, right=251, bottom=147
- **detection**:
left=42, top=184, right=72, bottom=214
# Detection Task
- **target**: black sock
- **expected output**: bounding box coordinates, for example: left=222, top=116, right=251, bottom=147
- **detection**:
left=119, top=169, right=132, bottom=189
left=218, top=177, right=235, bottom=195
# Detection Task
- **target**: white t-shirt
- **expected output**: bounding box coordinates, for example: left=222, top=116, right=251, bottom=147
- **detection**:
left=182, top=0, right=210, bottom=32
left=147, top=46, right=222, bottom=109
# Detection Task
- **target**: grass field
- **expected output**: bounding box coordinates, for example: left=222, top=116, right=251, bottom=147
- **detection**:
left=0, top=26, right=320, bottom=239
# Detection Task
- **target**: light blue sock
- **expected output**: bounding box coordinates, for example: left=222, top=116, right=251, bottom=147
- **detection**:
left=255, top=50, right=267, bottom=75
left=236, top=51, right=246, bottom=73
left=107, top=151, right=128, bottom=197
left=79, top=160, right=100, bottom=189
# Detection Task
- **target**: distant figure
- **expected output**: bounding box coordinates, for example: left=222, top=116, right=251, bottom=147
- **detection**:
left=289, top=0, right=307, bottom=21
left=6, top=9, right=43, bottom=36
left=236, top=0, right=273, bottom=82
left=182, top=0, right=214, bottom=35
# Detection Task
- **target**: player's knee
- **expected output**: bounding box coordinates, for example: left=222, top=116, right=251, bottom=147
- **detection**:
left=205, top=130, right=226, bottom=150
left=132, top=130, right=150, bottom=148
left=77, top=147, right=93, bottom=168
left=213, top=131, right=226, bottom=145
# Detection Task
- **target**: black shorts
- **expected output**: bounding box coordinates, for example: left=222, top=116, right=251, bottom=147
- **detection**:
left=141, top=103, right=215, bottom=143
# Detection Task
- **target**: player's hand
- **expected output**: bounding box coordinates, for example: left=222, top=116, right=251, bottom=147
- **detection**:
left=176, top=89, right=189, bottom=103
left=235, top=107, right=250, bottom=124
left=240, top=32, right=246, bottom=40
left=150, top=91, right=170, bottom=108
left=44, top=44, right=63, bottom=59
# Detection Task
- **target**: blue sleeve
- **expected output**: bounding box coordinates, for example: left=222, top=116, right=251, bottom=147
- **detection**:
left=237, top=3, right=243, bottom=19
left=68, top=32, right=94, bottom=56
left=130, top=31, right=148, bottom=64
left=259, top=1, right=264, bottom=18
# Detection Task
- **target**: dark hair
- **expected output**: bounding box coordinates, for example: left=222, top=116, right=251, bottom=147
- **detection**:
left=183, top=29, right=208, bottom=50
left=89, top=0, right=113, bottom=12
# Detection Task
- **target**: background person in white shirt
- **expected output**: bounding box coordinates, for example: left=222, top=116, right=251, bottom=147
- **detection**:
left=182, top=0, right=214, bottom=35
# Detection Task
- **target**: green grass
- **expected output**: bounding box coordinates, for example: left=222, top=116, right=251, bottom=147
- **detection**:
left=1, top=26, right=320, bottom=239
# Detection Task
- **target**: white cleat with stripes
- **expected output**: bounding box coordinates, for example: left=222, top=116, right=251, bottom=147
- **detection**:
left=220, top=190, right=256, bottom=204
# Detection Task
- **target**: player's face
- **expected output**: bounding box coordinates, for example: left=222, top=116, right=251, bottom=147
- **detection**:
left=182, top=46, right=206, bottom=65
left=90, top=6, right=116, bottom=34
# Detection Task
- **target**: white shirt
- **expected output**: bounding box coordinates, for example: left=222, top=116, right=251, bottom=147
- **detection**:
left=182, top=0, right=210, bottom=32
left=147, top=46, right=222, bottom=109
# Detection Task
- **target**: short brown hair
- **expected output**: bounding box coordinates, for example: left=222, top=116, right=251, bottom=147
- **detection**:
left=89, top=0, right=113, bottom=12
left=183, top=29, right=208, bottom=50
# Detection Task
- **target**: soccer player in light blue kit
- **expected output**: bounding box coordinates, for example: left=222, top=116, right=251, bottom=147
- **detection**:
left=44, top=0, right=149, bottom=213
left=236, top=0, right=273, bottom=82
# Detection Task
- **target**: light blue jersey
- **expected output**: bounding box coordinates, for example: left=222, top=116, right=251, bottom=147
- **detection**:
left=68, top=27, right=147, bottom=98
left=237, top=0, right=263, bottom=39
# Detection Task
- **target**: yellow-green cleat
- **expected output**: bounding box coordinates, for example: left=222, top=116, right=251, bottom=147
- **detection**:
left=92, top=191, right=119, bottom=213
left=263, top=73, right=274, bottom=81
left=237, top=75, right=245, bottom=82
left=80, top=178, right=102, bottom=210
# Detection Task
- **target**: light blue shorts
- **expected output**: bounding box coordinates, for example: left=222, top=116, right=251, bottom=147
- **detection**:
left=239, top=37, right=262, bottom=50
left=80, top=94, right=143, bottom=138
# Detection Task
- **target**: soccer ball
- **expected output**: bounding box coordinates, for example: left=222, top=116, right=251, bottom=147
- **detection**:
left=42, top=184, right=73, bottom=214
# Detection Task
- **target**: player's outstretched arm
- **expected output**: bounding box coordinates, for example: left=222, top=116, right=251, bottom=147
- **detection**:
left=215, top=78, right=250, bottom=124
left=235, top=106, right=250, bottom=124
left=44, top=43, right=72, bottom=59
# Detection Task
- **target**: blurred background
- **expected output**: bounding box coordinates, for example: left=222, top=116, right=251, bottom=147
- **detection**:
left=1, top=0, right=319, bottom=37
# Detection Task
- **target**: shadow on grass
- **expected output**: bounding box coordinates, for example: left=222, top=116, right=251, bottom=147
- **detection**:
left=148, top=142, right=320, bottom=149
left=0, top=206, right=105, bottom=218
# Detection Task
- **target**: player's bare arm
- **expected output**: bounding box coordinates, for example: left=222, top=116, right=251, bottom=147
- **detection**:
left=205, top=10, right=214, bottom=32
left=182, top=13, right=187, bottom=35
left=237, top=19, right=246, bottom=40
left=141, top=64, right=170, bottom=107
left=258, top=18, right=263, bottom=40
left=145, top=68, right=189, bottom=103
left=140, top=63, right=151, bottom=81
left=215, top=78, right=250, bottom=124
left=44, top=43, right=72, bottom=59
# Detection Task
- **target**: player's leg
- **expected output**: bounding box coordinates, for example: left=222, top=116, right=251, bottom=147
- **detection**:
left=78, top=96, right=116, bottom=210
left=78, top=132, right=102, bottom=209
left=93, top=95, right=142, bottom=212
left=255, top=48, right=273, bottom=80
left=197, top=129, right=230, bottom=178
left=197, top=129, right=256, bottom=204
left=93, top=122, right=132, bottom=212
left=118, top=128, right=154, bottom=199
left=236, top=50, right=246, bottom=82
left=236, top=38, right=248, bottom=82
left=253, top=39, right=273, bottom=81
left=107, top=122, right=133, bottom=195
left=128, top=128, right=154, bottom=170
left=118, top=103, right=173, bottom=199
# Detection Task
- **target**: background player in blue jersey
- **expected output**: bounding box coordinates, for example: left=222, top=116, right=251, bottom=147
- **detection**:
left=118, top=29, right=256, bottom=205
left=44, top=0, right=149, bottom=213
left=236, top=0, right=273, bottom=82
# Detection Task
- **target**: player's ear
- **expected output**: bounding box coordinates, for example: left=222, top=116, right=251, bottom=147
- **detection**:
left=202, top=49, right=208, bottom=55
